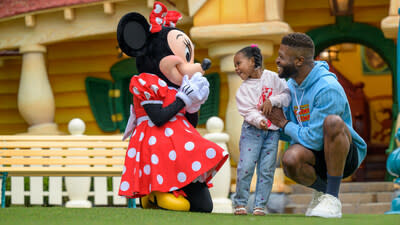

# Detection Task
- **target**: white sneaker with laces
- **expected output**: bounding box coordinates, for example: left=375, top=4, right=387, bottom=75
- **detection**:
left=308, top=194, right=342, bottom=218
left=305, top=190, right=324, bottom=216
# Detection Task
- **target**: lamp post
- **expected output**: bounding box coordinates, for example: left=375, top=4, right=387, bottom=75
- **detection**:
left=319, top=46, right=340, bottom=62
left=329, top=0, right=354, bottom=16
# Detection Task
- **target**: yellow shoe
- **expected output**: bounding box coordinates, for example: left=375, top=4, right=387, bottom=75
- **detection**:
left=140, top=194, right=157, bottom=209
left=150, top=191, right=190, bottom=211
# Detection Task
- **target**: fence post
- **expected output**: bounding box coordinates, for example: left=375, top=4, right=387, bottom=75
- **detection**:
left=203, top=116, right=233, bottom=213
left=65, top=118, right=92, bottom=208
left=111, top=146, right=126, bottom=206
left=29, top=146, right=44, bottom=205
left=1, top=172, right=7, bottom=208
left=11, top=150, right=24, bottom=205
left=48, top=142, right=63, bottom=205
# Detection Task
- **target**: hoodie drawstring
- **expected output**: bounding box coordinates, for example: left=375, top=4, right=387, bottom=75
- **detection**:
left=294, top=89, right=304, bottom=126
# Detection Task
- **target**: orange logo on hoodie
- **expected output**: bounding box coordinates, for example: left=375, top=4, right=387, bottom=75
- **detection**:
left=294, top=104, right=310, bottom=122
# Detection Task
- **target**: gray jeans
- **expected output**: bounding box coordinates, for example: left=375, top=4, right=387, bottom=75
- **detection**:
left=233, top=121, right=279, bottom=209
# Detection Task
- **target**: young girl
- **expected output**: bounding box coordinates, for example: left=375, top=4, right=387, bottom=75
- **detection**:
left=233, top=45, right=291, bottom=215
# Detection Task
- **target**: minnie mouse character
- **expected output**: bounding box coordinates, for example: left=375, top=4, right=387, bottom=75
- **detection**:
left=117, top=2, right=229, bottom=212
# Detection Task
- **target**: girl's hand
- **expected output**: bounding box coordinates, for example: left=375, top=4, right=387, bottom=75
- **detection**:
left=260, top=99, right=272, bottom=115
left=260, top=120, right=268, bottom=130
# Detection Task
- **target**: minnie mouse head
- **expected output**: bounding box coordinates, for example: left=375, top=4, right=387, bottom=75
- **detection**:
left=117, top=2, right=211, bottom=88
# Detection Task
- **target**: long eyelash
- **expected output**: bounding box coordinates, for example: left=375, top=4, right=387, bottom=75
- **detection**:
left=183, top=39, right=192, bottom=56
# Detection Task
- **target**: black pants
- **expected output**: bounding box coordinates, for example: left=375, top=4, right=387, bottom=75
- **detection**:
left=181, top=182, right=213, bottom=213
left=311, top=141, right=359, bottom=181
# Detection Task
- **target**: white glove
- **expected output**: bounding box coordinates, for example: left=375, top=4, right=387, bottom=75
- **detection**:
left=189, top=72, right=209, bottom=104
left=184, top=73, right=209, bottom=113
left=176, top=73, right=210, bottom=107
left=176, top=75, right=192, bottom=106
left=186, top=102, right=201, bottom=114
left=122, top=104, right=136, bottom=141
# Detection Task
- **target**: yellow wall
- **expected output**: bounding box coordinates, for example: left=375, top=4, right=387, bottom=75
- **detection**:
left=0, top=38, right=123, bottom=135
left=48, top=38, right=122, bottom=135
left=0, top=58, right=24, bottom=134
left=194, top=0, right=265, bottom=26
left=284, top=0, right=388, bottom=33
left=194, top=0, right=389, bottom=32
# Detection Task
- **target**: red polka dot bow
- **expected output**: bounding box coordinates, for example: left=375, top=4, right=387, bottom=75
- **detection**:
left=149, top=1, right=182, bottom=33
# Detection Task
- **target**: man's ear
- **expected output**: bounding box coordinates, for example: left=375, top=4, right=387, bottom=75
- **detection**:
left=117, top=12, right=150, bottom=57
left=295, top=56, right=305, bottom=67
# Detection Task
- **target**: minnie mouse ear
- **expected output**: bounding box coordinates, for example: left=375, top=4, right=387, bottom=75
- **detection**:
left=117, top=12, right=150, bottom=57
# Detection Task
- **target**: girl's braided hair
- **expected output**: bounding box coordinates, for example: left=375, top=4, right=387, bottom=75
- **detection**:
left=237, top=45, right=263, bottom=69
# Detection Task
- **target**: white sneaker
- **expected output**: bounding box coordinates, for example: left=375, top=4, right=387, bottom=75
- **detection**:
left=305, top=190, right=324, bottom=216
left=308, top=194, right=342, bottom=218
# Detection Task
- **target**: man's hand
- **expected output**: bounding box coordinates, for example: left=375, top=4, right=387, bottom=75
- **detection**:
left=260, top=99, right=272, bottom=115
left=266, top=107, right=288, bottom=128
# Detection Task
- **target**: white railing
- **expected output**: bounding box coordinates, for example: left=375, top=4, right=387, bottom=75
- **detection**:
left=1, top=117, right=232, bottom=210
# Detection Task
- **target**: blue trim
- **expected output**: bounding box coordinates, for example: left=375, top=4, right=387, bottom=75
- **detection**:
left=1, top=172, right=7, bottom=208
left=385, top=211, right=400, bottom=214
left=397, top=8, right=400, bottom=114
left=127, top=198, right=136, bottom=208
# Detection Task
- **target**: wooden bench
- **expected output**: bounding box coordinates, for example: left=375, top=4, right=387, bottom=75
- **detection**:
left=0, top=135, right=133, bottom=208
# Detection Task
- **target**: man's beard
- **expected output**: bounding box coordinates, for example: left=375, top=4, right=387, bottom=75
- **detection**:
left=278, top=63, right=298, bottom=79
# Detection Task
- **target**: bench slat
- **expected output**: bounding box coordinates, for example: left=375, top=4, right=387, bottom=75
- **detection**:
left=0, top=142, right=128, bottom=148
left=0, top=150, right=126, bottom=157
left=1, top=158, right=124, bottom=165
left=2, top=167, right=123, bottom=176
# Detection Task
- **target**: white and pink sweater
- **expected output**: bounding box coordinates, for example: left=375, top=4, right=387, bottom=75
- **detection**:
left=235, top=69, right=291, bottom=130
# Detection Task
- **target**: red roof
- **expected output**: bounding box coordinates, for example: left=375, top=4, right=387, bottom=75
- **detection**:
left=0, top=0, right=104, bottom=19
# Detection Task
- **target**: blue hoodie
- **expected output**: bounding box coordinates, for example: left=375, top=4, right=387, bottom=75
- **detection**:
left=283, top=61, right=367, bottom=167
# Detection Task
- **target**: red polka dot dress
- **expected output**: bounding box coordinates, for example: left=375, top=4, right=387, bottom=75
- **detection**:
left=119, top=73, right=229, bottom=198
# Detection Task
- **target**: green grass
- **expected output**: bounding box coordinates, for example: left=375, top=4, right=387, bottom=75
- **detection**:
left=0, top=207, right=399, bottom=225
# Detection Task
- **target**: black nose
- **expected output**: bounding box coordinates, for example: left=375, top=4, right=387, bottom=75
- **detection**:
left=201, top=58, right=212, bottom=71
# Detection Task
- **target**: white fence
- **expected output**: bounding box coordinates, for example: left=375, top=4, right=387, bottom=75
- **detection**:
left=3, top=176, right=131, bottom=207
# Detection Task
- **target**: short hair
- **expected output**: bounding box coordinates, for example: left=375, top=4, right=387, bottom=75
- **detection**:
left=281, top=33, right=315, bottom=59
left=282, top=33, right=314, bottom=49
left=236, top=45, right=263, bottom=69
